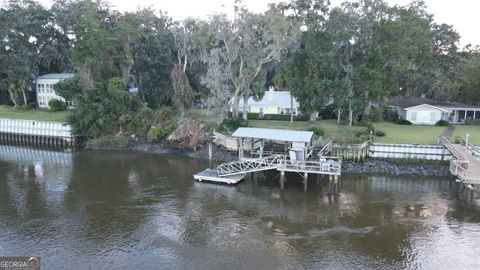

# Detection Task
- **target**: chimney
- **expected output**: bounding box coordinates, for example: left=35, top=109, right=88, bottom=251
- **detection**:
left=268, top=86, right=274, bottom=101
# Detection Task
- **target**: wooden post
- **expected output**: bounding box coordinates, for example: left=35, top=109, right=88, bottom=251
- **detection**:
left=208, top=143, right=213, bottom=161
left=303, top=172, right=308, bottom=192
left=279, top=171, right=285, bottom=190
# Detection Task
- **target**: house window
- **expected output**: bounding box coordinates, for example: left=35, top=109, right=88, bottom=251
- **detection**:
left=430, top=111, right=436, bottom=122
left=280, top=108, right=285, bottom=114
left=259, top=107, right=264, bottom=115
left=248, top=106, right=251, bottom=112
left=410, top=111, right=417, bottom=121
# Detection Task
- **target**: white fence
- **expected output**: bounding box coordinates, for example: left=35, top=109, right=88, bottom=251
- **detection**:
left=369, top=143, right=452, bottom=160
left=0, top=118, right=72, bottom=138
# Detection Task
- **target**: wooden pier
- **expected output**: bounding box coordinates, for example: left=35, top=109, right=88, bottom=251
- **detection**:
left=439, top=136, right=480, bottom=185
left=196, top=128, right=342, bottom=189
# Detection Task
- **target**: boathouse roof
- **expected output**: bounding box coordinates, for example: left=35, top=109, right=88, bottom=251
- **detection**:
left=36, top=73, right=75, bottom=80
left=232, top=127, right=313, bottom=143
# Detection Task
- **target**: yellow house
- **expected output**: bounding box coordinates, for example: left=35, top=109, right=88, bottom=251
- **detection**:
left=234, top=87, right=301, bottom=115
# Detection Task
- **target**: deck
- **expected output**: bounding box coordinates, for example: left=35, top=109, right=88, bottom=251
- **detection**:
left=440, top=136, right=480, bottom=185
left=193, top=169, right=246, bottom=185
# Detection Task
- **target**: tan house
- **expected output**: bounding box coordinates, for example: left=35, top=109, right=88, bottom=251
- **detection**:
left=232, top=86, right=301, bottom=115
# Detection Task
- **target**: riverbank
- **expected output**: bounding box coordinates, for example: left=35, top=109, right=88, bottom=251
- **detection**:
left=85, top=140, right=451, bottom=177
left=342, top=159, right=451, bottom=177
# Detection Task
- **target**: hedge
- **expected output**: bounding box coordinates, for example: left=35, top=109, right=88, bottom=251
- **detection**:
left=247, top=112, right=309, bottom=121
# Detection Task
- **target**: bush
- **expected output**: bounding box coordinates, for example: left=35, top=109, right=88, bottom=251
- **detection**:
left=375, top=130, right=386, bottom=137
left=218, top=117, right=248, bottom=132
left=247, top=113, right=309, bottom=121
left=384, top=110, right=399, bottom=122
left=309, top=126, right=325, bottom=136
left=156, top=106, right=174, bottom=118
left=86, top=135, right=130, bottom=150
left=247, top=112, right=260, bottom=120
left=358, top=120, right=374, bottom=131
left=396, top=119, right=412, bottom=125
left=464, top=119, right=480, bottom=125
left=436, top=120, right=449, bottom=126
left=148, top=126, right=170, bottom=142
left=48, top=99, right=67, bottom=111
left=454, top=136, right=461, bottom=144
left=319, top=105, right=337, bottom=119
left=119, top=106, right=153, bottom=136
left=366, top=107, right=384, bottom=122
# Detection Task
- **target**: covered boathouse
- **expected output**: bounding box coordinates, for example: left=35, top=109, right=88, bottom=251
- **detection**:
left=194, top=127, right=341, bottom=190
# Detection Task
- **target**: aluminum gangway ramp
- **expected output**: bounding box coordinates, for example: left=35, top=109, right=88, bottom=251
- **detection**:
left=217, top=155, right=284, bottom=177
left=439, top=136, right=480, bottom=185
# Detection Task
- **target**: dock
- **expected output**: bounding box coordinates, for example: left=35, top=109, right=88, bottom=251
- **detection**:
left=194, top=169, right=246, bottom=185
left=439, top=136, right=480, bottom=185
left=195, top=128, right=341, bottom=189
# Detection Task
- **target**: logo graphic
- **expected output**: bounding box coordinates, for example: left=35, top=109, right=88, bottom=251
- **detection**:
left=0, top=256, right=40, bottom=270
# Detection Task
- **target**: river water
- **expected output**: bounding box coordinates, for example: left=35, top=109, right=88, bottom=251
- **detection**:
left=0, top=145, right=479, bottom=270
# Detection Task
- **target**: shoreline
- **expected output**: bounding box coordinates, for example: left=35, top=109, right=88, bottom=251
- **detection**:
left=84, top=142, right=452, bottom=177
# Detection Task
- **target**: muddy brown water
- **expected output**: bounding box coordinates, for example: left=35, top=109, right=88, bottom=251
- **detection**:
left=0, top=145, right=479, bottom=270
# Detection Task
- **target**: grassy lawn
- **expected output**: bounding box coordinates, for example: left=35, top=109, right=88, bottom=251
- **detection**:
left=0, top=105, right=71, bottom=122
left=451, top=125, right=480, bottom=145
left=373, top=122, right=446, bottom=144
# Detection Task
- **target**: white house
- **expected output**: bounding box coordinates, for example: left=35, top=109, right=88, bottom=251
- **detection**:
left=232, top=86, right=301, bottom=115
left=387, top=98, right=480, bottom=125
left=35, top=73, right=75, bottom=109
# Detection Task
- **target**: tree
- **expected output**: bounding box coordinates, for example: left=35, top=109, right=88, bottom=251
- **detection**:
left=0, top=0, right=53, bottom=106
left=201, top=7, right=300, bottom=121
left=456, top=50, right=480, bottom=105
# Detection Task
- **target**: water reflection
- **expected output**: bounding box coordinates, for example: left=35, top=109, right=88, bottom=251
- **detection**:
left=0, top=146, right=479, bottom=269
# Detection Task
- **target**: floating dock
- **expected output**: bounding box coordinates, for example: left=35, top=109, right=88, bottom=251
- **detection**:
left=193, top=169, right=246, bottom=185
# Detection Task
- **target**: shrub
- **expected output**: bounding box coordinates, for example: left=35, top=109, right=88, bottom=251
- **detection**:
left=358, top=120, right=373, bottom=131
left=156, top=106, right=174, bottom=118
left=319, top=105, right=337, bottom=119
left=247, top=113, right=309, bottom=121
left=218, top=117, right=248, bottom=132
left=375, top=130, right=386, bottom=137
left=48, top=99, right=67, bottom=111
left=147, top=126, right=169, bottom=141
left=247, top=112, right=260, bottom=120
left=384, top=110, right=399, bottom=122
left=366, top=107, right=384, bottom=122
left=396, top=119, right=412, bottom=125
left=454, top=136, right=461, bottom=144
left=464, top=119, right=480, bottom=125
left=119, top=106, right=153, bottom=136
left=309, top=126, right=325, bottom=136
left=436, top=120, right=449, bottom=126
left=86, top=135, right=130, bottom=150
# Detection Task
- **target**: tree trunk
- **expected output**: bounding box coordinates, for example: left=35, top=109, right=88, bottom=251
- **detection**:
left=348, top=99, right=353, bottom=126
left=7, top=87, right=18, bottom=108
left=337, top=108, right=341, bottom=124
left=232, top=94, right=240, bottom=117
left=309, top=111, right=318, bottom=123
left=363, top=90, right=371, bottom=116
left=290, top=94, right=294, bottom=123
left=22, top=89, right=28, bottom=106
left=363, top=100, right=373, bottom=117
left=242, top=94, right=249, bottom=120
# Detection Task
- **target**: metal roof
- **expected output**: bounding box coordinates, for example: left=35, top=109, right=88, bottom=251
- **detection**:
left=36, top=73, right=75, bottom=80
left=236, top=91, right=299, bottom=107
left=232, top=127, right=313, bottom=143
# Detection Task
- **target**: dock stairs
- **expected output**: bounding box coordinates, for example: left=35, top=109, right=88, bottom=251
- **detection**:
left=217, top=154, right=285, bottom=176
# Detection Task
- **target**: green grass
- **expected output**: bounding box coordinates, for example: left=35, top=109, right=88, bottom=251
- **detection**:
left=191, top=109, right=368, bottom=143
left=0, top=105, right=71, bottom=122
left=451, top=125, right=480, bottom=145
left=249, top=119, right=367, bottom=144
left=372, top=122, right=446, bottom=144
